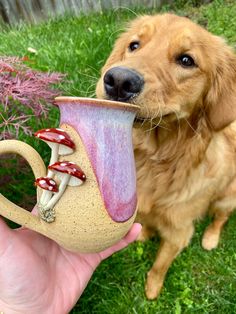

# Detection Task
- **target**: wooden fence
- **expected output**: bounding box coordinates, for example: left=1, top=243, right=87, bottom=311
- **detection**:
left=0, top=0, right=164, bottom=24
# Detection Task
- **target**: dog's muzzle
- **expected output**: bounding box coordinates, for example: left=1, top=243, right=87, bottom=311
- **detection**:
left=103, top=66, right=144, bottom=102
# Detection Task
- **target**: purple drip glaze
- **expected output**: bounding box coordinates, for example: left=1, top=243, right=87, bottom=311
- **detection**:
left=58, top=101, right=137, bottom=222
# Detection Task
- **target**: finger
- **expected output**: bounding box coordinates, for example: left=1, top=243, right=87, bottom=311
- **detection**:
left=99, top=223, right=142, bottom=260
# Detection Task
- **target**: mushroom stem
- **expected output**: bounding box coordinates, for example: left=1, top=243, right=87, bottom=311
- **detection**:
left=44, top=173, right=70, bottom=210
left=40, top=190, right=53, bottom=206
left=47, top=144, right=59, bottom=178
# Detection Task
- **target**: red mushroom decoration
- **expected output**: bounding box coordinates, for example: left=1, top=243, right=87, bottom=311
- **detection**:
left=34, top=128, right=75, bottom=177
left=44, top=161, right=86, bottom=211
left=35, top=177, right=58, bottom=193
left=35, top=177, right=59, bottom=222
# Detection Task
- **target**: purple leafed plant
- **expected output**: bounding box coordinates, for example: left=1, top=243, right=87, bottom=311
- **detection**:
left=0, top=56, right=64, bottom=140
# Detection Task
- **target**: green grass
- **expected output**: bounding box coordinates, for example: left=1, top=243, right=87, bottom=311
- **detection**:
left=0, top=0, right=236, bottom=312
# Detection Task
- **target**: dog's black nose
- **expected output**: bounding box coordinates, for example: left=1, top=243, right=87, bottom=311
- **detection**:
left=104, top=66, right=144, bottom=102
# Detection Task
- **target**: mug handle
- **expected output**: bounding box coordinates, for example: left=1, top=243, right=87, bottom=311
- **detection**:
left=0, top=140, right=46, bottom=229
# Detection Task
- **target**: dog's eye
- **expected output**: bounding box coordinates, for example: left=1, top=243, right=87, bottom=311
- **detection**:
left=176, top=54, right=196, bottom=68
left=129, top=41, right=140, bottom=52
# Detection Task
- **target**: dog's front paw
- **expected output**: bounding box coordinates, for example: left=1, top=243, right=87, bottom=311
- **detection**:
left=145, top=270, right=163, bottom=300
left=202, top=226, right=220, bottom=250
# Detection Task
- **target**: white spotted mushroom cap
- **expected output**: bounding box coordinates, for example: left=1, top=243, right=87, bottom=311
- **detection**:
left=48, top=161, right=86, bottom=186
left=34, top=128, right=75, bottom=155
left=35, top=177, right=58, bottom=192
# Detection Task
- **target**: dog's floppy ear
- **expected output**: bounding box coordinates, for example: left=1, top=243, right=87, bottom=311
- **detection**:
left=205, top=38, right=236, bottom=131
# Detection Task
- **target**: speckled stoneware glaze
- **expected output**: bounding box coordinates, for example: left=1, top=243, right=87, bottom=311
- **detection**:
left=0, top=97, right=139, bottom=252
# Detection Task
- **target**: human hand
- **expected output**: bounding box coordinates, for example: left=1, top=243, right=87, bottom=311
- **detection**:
left=0, top=217, right=141, bottom=314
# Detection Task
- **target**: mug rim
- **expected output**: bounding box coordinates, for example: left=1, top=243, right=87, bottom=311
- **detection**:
left=54, top=97, right=139, bottom=112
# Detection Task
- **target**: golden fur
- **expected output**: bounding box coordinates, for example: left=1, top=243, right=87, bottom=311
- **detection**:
left=96, top=13, right=236, bottom=299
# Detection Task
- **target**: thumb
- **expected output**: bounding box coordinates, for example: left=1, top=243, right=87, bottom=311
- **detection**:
left=99, top=223, right=142, bottom=260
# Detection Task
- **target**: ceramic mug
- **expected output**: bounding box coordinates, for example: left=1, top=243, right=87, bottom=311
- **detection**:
left=0, top=97, right=139, bottom=253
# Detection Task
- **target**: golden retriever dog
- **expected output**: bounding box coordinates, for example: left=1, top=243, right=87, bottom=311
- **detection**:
left=96, top=13, right=236, bottom=299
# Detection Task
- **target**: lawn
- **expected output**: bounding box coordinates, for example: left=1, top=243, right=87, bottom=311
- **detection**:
left=0, top=0, right=236, bottom=313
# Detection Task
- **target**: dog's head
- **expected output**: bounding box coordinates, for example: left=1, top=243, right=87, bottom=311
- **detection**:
left=96, top=14, right=236, bottom=130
